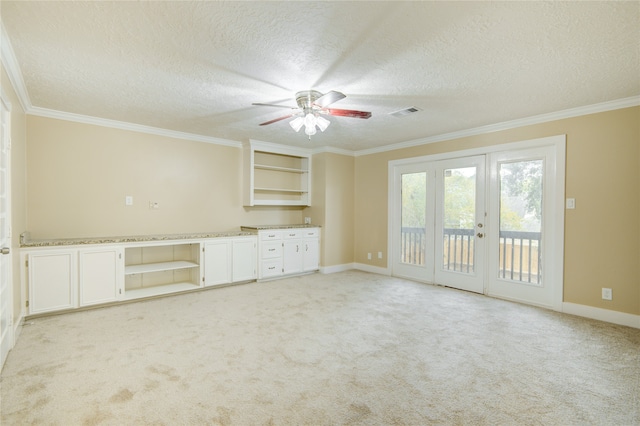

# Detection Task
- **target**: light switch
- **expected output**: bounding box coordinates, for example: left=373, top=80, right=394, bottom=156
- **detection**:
left=566, top=198, right=575, bottom=209
left=125, top=196, right=133, bottom=206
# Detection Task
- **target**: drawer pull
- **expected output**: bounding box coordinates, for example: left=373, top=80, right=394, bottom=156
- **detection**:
left=268, top=248, right=275, bottom=252
left=268, top=234, right=276, bottom=238
left=268, top=266, right=275, bottom=270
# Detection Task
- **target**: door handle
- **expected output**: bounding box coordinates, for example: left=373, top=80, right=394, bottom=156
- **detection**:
left=1, top=247, right=9, bottom=255
left=477, top=233, right=484, bottom=238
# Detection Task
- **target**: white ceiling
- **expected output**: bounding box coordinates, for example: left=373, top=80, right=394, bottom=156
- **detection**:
left=1, top=1, right=639, bottom=152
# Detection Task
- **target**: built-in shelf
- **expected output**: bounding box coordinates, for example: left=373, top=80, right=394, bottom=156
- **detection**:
left=124, top=243, right=200, bottom=296
left=125, top=260, right=199, bottom=275
left=254, top=164, right=307, bottom=174
left=244, top=140, right=312, bottom=207
left=123, top=282, right=200, bottom=300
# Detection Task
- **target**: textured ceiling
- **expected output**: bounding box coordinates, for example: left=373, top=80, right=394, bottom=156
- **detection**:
left=1, top=1, right=639, bottom=151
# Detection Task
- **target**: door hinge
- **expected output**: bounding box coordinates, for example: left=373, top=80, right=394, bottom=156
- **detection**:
left=119, top=253, right=122, bottom=259
left=202, top=277, right=205, bottom=282
left=202, top=247, right=205, bottom=253
left=25, top=260, right=29, bottom=268
left=26, top=300, right=29, bottom=308
left=119, top=289, right=122, bottom=294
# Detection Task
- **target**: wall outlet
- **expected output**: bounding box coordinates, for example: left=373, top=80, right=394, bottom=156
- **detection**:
left=378, top=252, right=383, bottom=259
left=125, top=196, right=133, bottom=206
left=602, top=288, right=612, bottom=300
left=566, top=198, right=576, bottom=209
left=367, top=253, right=372, bottom=260
left=304, top=217, right=311, bottom=224
left=149, top=201, right=160, bottom=210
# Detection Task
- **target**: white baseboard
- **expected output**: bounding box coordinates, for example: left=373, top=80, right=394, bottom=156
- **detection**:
left=320, top=263, right=355, bottom=274
left=353, top=263, right=391, bottom=276
left=562, top=302, right=640, bottom=329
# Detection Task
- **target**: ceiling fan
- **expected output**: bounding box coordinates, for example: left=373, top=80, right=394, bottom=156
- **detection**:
left=252, top=90, right=372, bottom=137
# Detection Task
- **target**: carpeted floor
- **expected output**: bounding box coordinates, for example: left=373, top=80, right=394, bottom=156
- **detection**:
left=1, top=270, right=639, bottom=425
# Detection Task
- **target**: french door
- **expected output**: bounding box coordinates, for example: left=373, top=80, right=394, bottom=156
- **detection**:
left=390, top=137, right=565, bottom=309
left=392, top=155, right=485, bottom=293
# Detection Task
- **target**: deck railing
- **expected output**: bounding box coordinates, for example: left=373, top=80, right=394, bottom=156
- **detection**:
left=400, top=227, right=542, bottom=284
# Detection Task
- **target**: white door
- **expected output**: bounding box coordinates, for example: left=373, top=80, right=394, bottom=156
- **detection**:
left=434, top=156, right=486, bottom=293
left=487, top=146, right=560, bottom=308
left=232, top=238, right=257, bottom=282
left=204, top=240, right=231, bottom=286
left=79, top=248, right=122, bottom=306
left=0, top=94, right=13, bottom=368
left=283, top=240, right=303, bottom=275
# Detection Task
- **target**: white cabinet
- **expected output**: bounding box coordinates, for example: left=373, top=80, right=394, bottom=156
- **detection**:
left=203, top=240, right=231, bottom=286
left=256, top=227, right=320, bottom=280
left=22, top=234, right=259, bottom=315
left=27, top=249, right=77, bottom=315
left=244, top=140, right=312, bottom=206
left=203, top=236, right=257, bottom=286
left=79, top=247, right=123, bottom=306
left=232, top=237, right=257, bottom=282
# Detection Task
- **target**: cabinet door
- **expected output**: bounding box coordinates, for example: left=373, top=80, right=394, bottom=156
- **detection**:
left=283, top=240, right=303, bottom=275
left=232, top=238, right=257, bottom=282
left=79, top=248, right=123, bottom=306
left=28, top=250, right=77, bottom=314
left=303, top=238, right=320, bottom=272
left=204, top=240, right=231, bottom=286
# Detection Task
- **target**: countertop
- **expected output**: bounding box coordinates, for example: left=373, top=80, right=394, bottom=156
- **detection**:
left=240, top=224, right=319, bottom=231
left=20, top=231, right=255, bottom=248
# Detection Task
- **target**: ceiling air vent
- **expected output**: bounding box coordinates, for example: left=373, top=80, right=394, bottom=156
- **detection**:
left=389, top=106, right=422, bottom=118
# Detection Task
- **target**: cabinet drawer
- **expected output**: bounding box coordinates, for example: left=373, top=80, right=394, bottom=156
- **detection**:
left=260, top=231, right=282, bottom=241
left=284, top=230, right=302, bottom=239
left=261, top=259, right=282, bottom=278
left=302, top=229, right=319, bottom=238
left=261, top=242, right=282, bottom=259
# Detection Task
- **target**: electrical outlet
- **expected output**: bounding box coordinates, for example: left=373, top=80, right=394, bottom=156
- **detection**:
left=125, top=196, right=133, bottom=206
left=304, top=217, right=311, bottom=224
left=367, top=253, right=372, bottom=260
left=378, top=252, right=383, bottom=259
left=602, top=288, right=612, bottom=300
left=149, top=201, right=160, bottom=210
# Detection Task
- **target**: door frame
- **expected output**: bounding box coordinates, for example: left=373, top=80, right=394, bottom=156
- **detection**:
left=1, top=88, right=13, bottom=368
left=388, top=135, right=566, bottom=311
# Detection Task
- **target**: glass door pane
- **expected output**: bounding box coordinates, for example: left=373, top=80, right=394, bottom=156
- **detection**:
left=401, top=172, right=427, bottom=265
left=442, top=166, right=477, bottom=274
left=498, top=160, right=543, bottom=285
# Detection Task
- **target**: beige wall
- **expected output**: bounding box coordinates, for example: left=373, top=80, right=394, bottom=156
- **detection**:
left=354, top=106, right=640, bottom=315
left=2, top=66, right=28, bottom=325
left=26, top=116, right=304, bottom=239
left=305, top=152, right=354, bottom=267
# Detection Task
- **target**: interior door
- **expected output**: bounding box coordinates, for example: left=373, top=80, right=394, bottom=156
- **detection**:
left=434, top=156, right=486, bottom=293
left=0, top=95, right=13, bottom=367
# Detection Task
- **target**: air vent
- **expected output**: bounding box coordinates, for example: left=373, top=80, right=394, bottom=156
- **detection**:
left=389, top=106, right=422, bottom=118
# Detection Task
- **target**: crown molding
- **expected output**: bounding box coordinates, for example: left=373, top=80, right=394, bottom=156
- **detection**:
left=0, top=21, right=32, bottom=112
left=354, top=96, right=640, bottom=157
left=29, top=106, right=242, bottom=148
left=312, top=146, right=355, bottom=156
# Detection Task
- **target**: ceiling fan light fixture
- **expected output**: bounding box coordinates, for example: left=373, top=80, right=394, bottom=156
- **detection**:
left=316, top=115, right=330, bottom=132
left=289, top=116, right=304, bottom=132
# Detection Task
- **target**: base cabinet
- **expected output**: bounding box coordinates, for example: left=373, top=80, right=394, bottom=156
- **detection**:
left=257, top=228, right=319, bottom=280
left=79, top=248, right=124, bottom=307
left=203, top=236, right=257, bottom=286
left=27, top=250, right=77, bottom=315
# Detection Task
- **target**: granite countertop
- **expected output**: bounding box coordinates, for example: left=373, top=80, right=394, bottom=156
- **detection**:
left=241, top=224, right=320, bottom=231
left=20, top=231, right=255, bottom=248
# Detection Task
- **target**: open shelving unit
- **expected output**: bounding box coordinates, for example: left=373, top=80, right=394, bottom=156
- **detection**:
left=244, top=140, right=312, bottom=206
left=124, top=242, right=201, bottom=300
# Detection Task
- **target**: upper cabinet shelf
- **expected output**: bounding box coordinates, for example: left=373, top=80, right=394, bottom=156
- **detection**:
left=243, top=140, right=312, bottom=207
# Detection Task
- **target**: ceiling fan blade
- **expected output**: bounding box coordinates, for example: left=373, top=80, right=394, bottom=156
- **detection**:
left=252, top=102, right=297, bottom=110
left=326, top=108, right=372, bottom=119
left=313, top=91, right=346, bottom=108
left=259, top=114, right=295, bottom=126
